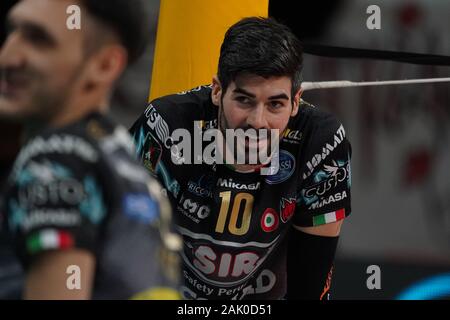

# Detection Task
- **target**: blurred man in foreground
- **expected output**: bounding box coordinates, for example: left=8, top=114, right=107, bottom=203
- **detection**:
left=0, top=0, right=181, bottom=299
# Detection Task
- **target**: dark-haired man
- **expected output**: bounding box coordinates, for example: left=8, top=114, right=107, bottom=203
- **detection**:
left=0, top=0, right=181, bottom=299
left=130, top=17, right=352, bottom=300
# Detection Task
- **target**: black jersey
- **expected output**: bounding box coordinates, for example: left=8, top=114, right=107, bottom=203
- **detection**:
left=1, top=112, right=180, bottom=299
left=130, top=85, right=352, bottom=300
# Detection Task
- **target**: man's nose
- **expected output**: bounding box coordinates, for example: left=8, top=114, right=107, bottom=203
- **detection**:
left=0, top=32, right=25, bottom=69
left=247, top=103, right=269, bottom=129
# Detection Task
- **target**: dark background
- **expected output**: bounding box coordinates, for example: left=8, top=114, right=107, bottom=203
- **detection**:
left=1, top=0, right=449, bottom=300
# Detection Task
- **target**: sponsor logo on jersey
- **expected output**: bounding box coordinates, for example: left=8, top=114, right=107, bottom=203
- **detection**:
left=280, top=198, right=296, bottom=223
left=181, top=268, right=277, bottom=300
left=217, top=178, right=261, bottom=191
left=299, top=159, right=350, bottom=210
left=304, top=160, right=350, bottom=198
left=14, top=160, right=84, bottom=208
left=181, top=271, right=216, bottom=298
left=177, top=226, right=279, bottom=287
left=193, top=245, right=261, bottom=279
left=144, top=104, right=173, bottom=149
left=282, top=129, right=302, bottom=144
left=9, top=207, right=81, bottom=232
left=309, top=191, right=348, bottom=210
left=187, top=175, right=214, bottom=198
left=197, top=119, right=218, bottom=130
left=177, top=195, right=210, bottom=223
left=261, top=208, right=279, bottom=232
left=239, top=269, right=277, bottom=299
left=265, top=150, right=295, bottom=185
left=303, top=125, right=346, bottom=179
left=123, top=193, right=159, bottom=224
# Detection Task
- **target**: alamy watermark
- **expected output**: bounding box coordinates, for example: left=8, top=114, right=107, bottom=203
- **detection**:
left=66, top=264, right=81, bottom=290
left=168, top=122, right=280, bottom=176
left=66, top=5, right=81, bottom=30
left=366, top=265, right=381, bottom=290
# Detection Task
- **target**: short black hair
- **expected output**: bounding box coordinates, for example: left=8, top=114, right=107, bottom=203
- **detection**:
left=218, top=17, right=303, bottom=99
left=80, top=0, right=148, bottom=64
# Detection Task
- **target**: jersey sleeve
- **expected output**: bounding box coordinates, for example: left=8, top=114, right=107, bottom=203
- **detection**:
left=129, top=94, right=195, bottom=200
left=293, top=114, right=352, bottom=227
left=5, top=143, right=108, bottom=268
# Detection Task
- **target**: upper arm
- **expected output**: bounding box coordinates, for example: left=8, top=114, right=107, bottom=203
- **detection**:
left=25, top=249, right=95, bottom=300
left=5, top=137, right=108, bottom=276
left=129, top=102, right=173, bottom=175
left=293, top=114, right=352, bottom=228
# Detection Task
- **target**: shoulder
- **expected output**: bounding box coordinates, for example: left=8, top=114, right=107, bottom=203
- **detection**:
left=148, top=85, right=215, bottom=123
left=294, top=100, right=345, bottom=139
left=288, top=100, right=351, bottom=179
left=288, top=100, right=348, bottom=149
left=8, top=113, right=143, bottom=201
left=129, top=85, right=217, bottom=149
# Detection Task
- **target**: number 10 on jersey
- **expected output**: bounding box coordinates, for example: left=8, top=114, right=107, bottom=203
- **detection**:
left=215, top=191, right=254, bottom=236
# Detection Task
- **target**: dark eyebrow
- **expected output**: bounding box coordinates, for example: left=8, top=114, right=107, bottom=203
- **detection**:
left=268, top=93, right=289, bottom=100
left=233, top=87, right=289, bottom=101
left=232, top=87, right=256, bottom=98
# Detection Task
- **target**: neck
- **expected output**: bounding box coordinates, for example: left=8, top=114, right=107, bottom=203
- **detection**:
left=23, top=98, right=108, bottom=141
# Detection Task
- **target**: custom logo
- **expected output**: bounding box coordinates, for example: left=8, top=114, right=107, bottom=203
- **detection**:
left=265, top=150, right=295, bottom=185
left=261, top=208, right=279, bottom=232
left=299, top=159, right=350, bottom=210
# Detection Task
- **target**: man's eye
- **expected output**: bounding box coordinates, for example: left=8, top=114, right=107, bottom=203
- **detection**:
left=23, top=28, right=54, bottom=47
left=270, top=101, right=284, bottom=109
left=235, top=96, right=251, bottom=104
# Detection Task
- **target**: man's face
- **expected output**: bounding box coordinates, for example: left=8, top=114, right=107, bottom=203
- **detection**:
left=0, top=0, right=85, bottom=122
left=213, top=73, right=301, bottom=164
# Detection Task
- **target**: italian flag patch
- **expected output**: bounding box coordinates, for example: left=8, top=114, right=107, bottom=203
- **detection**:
left=27, top=229, right=74, bottom=254
left=313, top=209, right=346, bottom=226
left=261, top=208, right=279, bottom=232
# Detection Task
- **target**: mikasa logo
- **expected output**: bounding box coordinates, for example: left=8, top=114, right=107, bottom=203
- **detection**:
left=217, top=178, right=261, bottom=190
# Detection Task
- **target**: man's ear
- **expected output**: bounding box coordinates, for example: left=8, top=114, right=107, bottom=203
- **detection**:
left=291, top=88, right=303, bottom=117
left=83, top=44, right=127, bottom=92
left=211, top=75, right=222, bottom=106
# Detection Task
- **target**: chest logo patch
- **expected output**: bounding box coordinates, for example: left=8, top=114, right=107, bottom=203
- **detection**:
left=265, top=150, right=295, bottom=185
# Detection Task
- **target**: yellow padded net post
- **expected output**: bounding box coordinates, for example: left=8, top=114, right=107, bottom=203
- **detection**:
left=149, top=0, right=269, bottom=101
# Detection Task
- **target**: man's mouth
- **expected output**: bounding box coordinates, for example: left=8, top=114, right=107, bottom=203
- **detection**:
left=0, top=76, right=28, bottom=97
left=244, top=137, right=269, bottom=148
